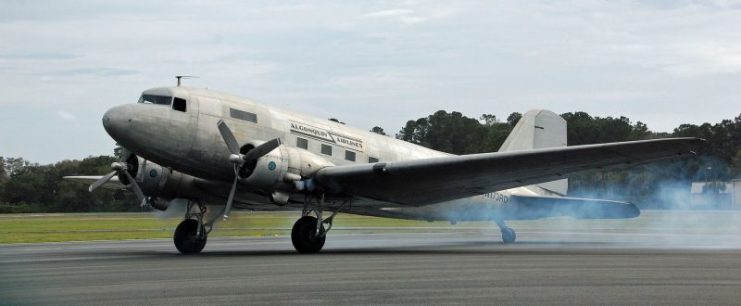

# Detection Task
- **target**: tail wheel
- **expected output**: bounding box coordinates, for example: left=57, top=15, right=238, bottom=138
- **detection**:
left=291, top=216, right=326, bottom=254
left=502, top=227, right=516, bottom=244
left=174, top=219, right=207, bottom=254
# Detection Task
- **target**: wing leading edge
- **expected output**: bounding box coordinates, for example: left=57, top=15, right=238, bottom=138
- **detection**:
left=314, top=137, right=704, bottom=205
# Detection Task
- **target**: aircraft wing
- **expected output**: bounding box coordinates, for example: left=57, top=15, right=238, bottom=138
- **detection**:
left=314, top=137, right=703, bottom=206
left=63, top=175, right=126, bottom=190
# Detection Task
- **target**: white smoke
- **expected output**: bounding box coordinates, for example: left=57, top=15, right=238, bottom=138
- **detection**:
left=476, top=156, right=741, bottom=249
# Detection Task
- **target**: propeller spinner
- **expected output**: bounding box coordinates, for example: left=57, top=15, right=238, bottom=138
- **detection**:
left=89, top=158, right=146, bottom=207
left=216, top=119, right=281, bottom=220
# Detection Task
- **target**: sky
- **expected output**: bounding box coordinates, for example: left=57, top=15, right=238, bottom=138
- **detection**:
left=1, top=0, right=740, bottom=164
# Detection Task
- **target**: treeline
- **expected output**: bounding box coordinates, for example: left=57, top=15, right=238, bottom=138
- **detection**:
left=0, top=156, right=138, bottom=213
left=1, top=111, right=739, bottom=212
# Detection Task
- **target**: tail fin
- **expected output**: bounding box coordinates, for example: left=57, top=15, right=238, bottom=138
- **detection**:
left=499, top=109, right=568, bottom=195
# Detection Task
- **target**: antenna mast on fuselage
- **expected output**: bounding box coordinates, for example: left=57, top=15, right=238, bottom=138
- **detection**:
left=175, top=75, right=198, bottom=87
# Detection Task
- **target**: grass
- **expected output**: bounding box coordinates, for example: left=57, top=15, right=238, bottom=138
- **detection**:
left=2, top=210, right=739, bottom=244
left=0, top=211, right=459, bottom=244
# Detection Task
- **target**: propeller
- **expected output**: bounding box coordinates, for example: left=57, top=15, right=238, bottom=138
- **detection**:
left=89, top=158, right=146, bottom=207
left=217, top=119, right=281, bottom=220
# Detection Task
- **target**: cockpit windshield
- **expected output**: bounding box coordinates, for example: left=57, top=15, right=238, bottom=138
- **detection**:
left=138, top=94, right=172, bottom=105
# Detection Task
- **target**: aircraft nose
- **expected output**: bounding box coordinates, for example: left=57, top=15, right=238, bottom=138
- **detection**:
left=102, top=105, right=133, bottom=141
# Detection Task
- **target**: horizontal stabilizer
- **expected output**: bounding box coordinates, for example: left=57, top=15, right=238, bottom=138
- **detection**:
left=63, top=175, right=125, bottom=190
left=503, top=195, right=640, bottom=220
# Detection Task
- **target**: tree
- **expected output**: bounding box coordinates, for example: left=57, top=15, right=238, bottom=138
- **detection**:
left=397, top=118, right=429, bottom=145
left=3, top=157, right=31, bottom=177
left=630, top=121, right=650, bottom=140
left=0, top=155, right=134, bottom=213
left=370, top=126, right=386, bottom=136
left=480, top=114, right=498, bottom=126
left=732, top=150, right=741, bottom=178
left=506, top=112, right=522, bottom=127
left=0, top=157, right=6, bottom=182
left=397, top=110, right=512, bottom=154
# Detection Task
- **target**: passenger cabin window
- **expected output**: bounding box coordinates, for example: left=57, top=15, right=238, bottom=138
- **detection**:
left=296, top=137, right=308, bottom=149
left=345, top=150, right=356, bottom=162
left=173, top=98, right=187, bottom=112
left=321, top=144, right=332, bottom=156
left=138, top=94, right=172, bottom=106
left=230, top=108, right=257, bottom=123
left=369, top=157, right=379, bottom=163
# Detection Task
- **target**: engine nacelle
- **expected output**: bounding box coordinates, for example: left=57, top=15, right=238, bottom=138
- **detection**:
left=238, top=143, right=334, bottom=197
left=121, top=154, right=199, bottom=204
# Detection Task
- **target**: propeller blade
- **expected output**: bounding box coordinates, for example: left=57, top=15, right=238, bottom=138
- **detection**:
left=243, top=138, right=282, bottom=162
left=88, top=171, right=117, bottom=192
left=223, top=174, right=239, bottom=220
left=121, top=170, right=146, bottom=204
left=217, top=119, right=241, bottom=155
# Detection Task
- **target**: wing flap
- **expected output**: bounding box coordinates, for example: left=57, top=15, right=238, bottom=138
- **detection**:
left=315, top=137, right=703, bottom=205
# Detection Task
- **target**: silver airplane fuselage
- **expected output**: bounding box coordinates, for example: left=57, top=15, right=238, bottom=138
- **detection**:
left=104, top=86, right=493, bottom=220
left=101, top=86, right=635, bottom=223
left=105, top=86, right=446, bottom=182
left=74, top=85, right=699, bottom=254
left=77, top=84, right=682, bottom=253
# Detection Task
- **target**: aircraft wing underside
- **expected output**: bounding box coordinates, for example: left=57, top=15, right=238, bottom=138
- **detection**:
left=314, top=138, right=704, bottom=206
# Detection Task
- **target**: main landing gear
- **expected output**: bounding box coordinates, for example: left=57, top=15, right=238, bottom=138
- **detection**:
left=291, top=215, right=326, bottom=253
left=291, top=194, right=345, bottom=254
left=174, top=201, right=209, bottom=254
left=496, top=220, right=516, bottom=244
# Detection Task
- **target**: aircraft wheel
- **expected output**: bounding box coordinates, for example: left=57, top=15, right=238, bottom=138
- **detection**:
left=291, top=216, right=326, bottom=254
left=174, top=219, right=207, bottom=254
left=501, top=226, right=516, bottom=244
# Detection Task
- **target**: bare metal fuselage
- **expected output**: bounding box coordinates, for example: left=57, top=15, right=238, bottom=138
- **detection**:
left=102, top=86, right=591, bottom=222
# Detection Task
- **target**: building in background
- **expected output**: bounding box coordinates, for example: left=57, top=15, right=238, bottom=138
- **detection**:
left=691, top=179, right=741, bottom=209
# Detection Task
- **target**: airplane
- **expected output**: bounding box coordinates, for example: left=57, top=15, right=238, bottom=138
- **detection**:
left=65, top=84, right=703, bottom=254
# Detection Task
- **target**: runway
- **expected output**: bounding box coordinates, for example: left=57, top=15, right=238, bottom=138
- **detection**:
left=3, top=222, right=741, bottom=305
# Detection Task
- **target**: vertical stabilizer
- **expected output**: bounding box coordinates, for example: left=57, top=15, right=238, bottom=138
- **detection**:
left=499, top=110, right=568, bottom=195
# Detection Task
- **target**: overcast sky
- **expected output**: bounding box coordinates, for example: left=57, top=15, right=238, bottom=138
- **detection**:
left=1, top=0, right=740, bottom=164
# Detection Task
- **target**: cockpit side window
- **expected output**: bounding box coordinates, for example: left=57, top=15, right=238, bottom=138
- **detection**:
left=138, top=94, right=172, bottom=105
left=173, top=98, right=187, bottom=112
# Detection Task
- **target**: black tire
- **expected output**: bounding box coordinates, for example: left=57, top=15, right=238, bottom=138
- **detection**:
left=291, top=216, right=326, bottom=254
left=501, top=227, right=516, bottom=244
left=174, top=219, right=207, bottom=254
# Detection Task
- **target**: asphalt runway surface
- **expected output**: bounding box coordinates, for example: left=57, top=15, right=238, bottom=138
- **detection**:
left=3, top=221, right=741, bottom=305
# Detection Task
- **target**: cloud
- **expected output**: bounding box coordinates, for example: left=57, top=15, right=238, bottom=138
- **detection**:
left=364, top=9, right=426, bottom=24
left=364, top=9, right=415, bottom=18
left=0, top=50, right=77, bottom=60
left=56, top=110, right=76, bottom=121
left=48, top=67, right=139, bottom=77
left=1, top=1, right=741, bottom=164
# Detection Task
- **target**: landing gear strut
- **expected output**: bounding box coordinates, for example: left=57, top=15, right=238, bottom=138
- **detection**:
left=291, top=194, right=346, bottom=254
left=496, top=220, right=516, bottom=244
left=174, top=201, right=208, bottom=254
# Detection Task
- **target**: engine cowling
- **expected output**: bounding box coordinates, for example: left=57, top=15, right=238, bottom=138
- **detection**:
left=119, top=154, right=199, bottom=209
left=238, top=142, right=334, bottom=200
